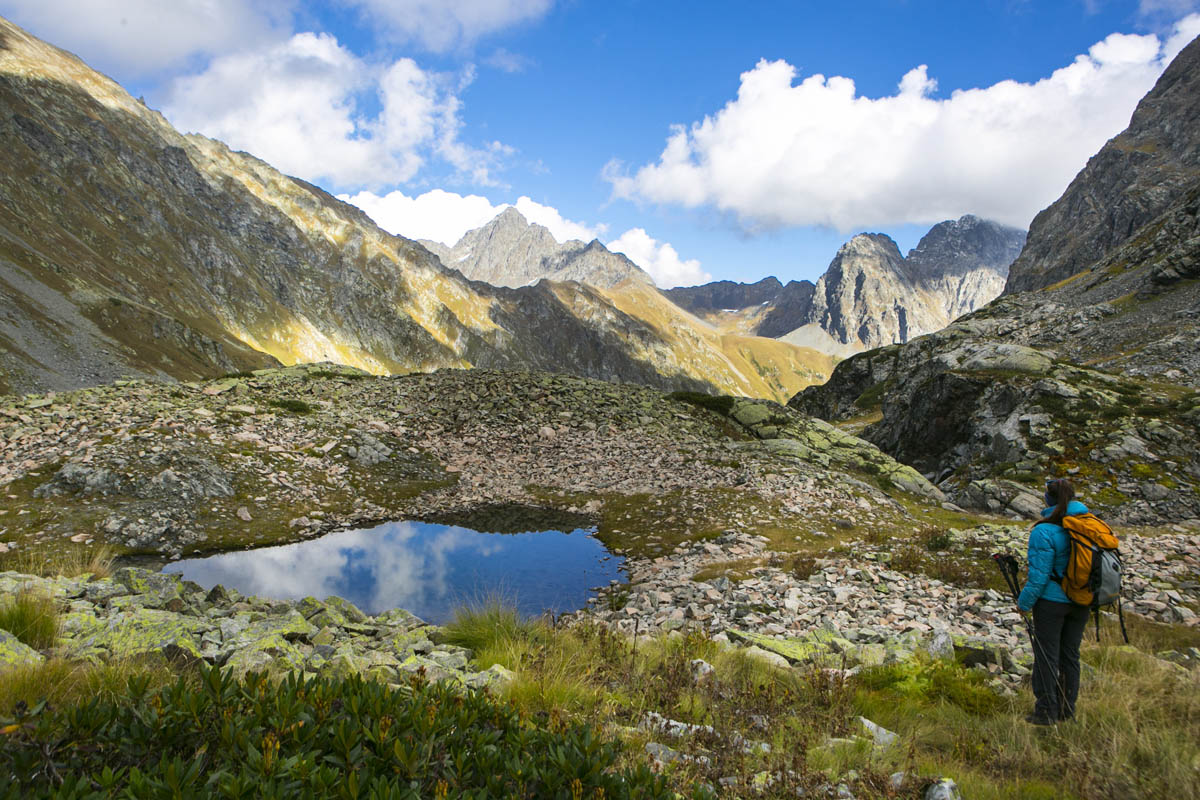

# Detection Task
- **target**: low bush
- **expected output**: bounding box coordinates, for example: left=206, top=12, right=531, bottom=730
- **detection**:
left=0, top=543, right=116, bottom=579
left=667, top=391, right=736, bottom=417
left=268, top=398, right=314, bottom=415
left=920, top=527, right=953, bottom=552
left=782, top=552, right=817, bottom=580
left=0, top=666, right=676, bottom=800
left=0, top=590, right=60, bottom=649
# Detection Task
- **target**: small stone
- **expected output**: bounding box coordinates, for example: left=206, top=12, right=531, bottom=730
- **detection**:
left=926, top=631, right=954, bottom=661
left=859, top=716, right=898, bottom=747
left=924, top=778, right=963, bottom=800
left=691, top=658, right=715, bottom=685
left=744, top=645, right=789, bottom=669
left=236, top=506, right=252, bottom=522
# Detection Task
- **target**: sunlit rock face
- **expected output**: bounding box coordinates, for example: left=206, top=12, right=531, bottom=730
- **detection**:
left=422, top=208, right=653, bottom=290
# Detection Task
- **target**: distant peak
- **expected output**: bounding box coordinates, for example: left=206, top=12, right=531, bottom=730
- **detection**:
left=495, top=206, right=528, bottom=225
left=842, top=232, right=902, bottom=256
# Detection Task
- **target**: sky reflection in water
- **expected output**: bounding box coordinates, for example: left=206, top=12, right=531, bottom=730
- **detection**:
left=164, top=521, right=623, bottom=623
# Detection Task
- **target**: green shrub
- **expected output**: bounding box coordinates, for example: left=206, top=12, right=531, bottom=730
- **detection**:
left=920, top=527, right=953, bottom=552
left=0, top=666, right=674, bottom=800
left=0, top=591, right=60, bottom=649
left=784, top=553, right=818, bottom=580
left=268, top=398, right=314, bottom=415
left=856, top=658, right=1001, bottom=716
left=667, top=391, right=736, bottom=417
left=307, top=369, right=370, bottom=380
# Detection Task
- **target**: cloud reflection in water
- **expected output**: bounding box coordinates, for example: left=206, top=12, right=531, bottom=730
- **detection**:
left=165, top=521, right=623, bottom=623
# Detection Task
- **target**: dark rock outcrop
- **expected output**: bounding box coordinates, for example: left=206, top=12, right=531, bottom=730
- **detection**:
left=1005, top=34, right=1200, bottom=294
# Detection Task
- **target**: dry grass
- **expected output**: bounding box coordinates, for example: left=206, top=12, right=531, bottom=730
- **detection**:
left=0, top=656, right=186, bottom=715
left=447, top=602, right=1200, bottom=799
left=0, top=590, right=60, bottom=649
left=0, top=543, right=116, bottom=579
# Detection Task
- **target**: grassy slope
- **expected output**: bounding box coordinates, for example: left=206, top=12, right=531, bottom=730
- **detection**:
left=438, top=605, right=1200, bottom=800
left=599, top=281, right=837, bottom=403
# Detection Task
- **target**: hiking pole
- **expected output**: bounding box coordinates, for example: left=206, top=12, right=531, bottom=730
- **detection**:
left=991, top=554, right=1036, bottom=646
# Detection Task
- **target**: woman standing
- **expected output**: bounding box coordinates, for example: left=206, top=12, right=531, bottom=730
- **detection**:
left=1017, top=478, right=1090, bottom=725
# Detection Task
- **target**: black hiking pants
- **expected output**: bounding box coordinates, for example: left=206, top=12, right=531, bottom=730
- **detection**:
left=1031, top=599, right=1090, bottom=720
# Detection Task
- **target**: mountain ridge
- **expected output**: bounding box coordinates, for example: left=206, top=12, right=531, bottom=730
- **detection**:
left=665, top=215, right=1025, bottom=351
left=791, top=34, right=1200, bottom=522
left=0, top=15, right=832, bottom=403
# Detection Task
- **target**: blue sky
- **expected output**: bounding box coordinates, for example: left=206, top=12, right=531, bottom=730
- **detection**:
left=3, top=1, right=1199, bottom=286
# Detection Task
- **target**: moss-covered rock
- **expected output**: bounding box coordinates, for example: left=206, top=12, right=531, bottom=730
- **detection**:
left=0, top=629, right=43, bottom=670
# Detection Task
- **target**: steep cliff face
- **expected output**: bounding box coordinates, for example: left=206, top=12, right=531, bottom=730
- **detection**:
left=906, top=215, right=1025, bottom=319
left=422, top=208, right=652, bottom=290
left=0, top=16, right=829, bottom=401
left=663, top=216, right=1023, bottom=352
left=1004, top=34, right=1200, bottom=294
left=791, top=37, right=1200, bottom=524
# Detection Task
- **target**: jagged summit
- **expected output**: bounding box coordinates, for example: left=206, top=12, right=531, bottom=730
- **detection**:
left=423, top=208, right=653, bottom=290
left=665, top=216, right=1024, bottom=352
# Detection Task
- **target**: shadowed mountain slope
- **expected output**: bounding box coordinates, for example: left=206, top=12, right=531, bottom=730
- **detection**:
left=791, top=35, right=1200, bottom=524
left=0, top=16, right=827, bottom=401
left=1004, top=34, right=1200, bottom=295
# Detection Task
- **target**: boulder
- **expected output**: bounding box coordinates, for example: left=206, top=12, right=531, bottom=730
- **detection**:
left=0, top=630, right=43, bottom=671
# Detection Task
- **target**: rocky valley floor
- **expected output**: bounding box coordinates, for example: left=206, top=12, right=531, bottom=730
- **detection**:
left=2, top=366, right=1199, bottom=798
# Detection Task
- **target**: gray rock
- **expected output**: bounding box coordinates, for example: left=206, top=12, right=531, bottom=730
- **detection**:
left=924, top=777, right=963, bottom=800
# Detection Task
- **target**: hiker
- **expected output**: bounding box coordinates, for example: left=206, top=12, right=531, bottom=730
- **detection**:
left=1016, top=478, right=1090, bottom=725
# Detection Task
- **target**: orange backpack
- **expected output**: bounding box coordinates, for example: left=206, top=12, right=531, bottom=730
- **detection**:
left=1054, top=513, right=1126, bottom=640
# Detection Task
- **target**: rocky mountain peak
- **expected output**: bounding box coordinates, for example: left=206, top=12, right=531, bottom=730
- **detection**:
left=665, top=217, right=1023, bottom=351
left=838, top=232, right=903, bottom=261
left=907, top=215, right=1025, bottom=279
left=1004, top=33, right=1200, bottom=294
left=424, top=209, right=652, bottom=290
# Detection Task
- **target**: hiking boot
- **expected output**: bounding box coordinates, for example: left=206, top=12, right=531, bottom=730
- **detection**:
left=1025, top=713, right=1056, bottom=726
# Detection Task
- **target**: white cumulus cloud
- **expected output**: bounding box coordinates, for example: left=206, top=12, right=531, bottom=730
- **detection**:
left=512, top=197, right=603, bottom=242
left=342, top=188, right=506, bottom=244
left=607, top=228, right=710, bottom=289
left=339, top=189, right=600, bottom=244
left=345, top=0, right=554, bottom=52
left=0, top=0, right=294, bottom=76
left=340, top=189, right=704, bottom=287
left=162, top=32, right=504, bottom=190
left=607, top=17, right=1200, bottom=231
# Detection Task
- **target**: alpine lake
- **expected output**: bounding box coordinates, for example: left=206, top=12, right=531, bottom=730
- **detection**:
left=164, top=506, right=624, bottom=624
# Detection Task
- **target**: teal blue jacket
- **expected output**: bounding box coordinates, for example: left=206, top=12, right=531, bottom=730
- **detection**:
left=1017, top=500, right=1089, bottom=610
